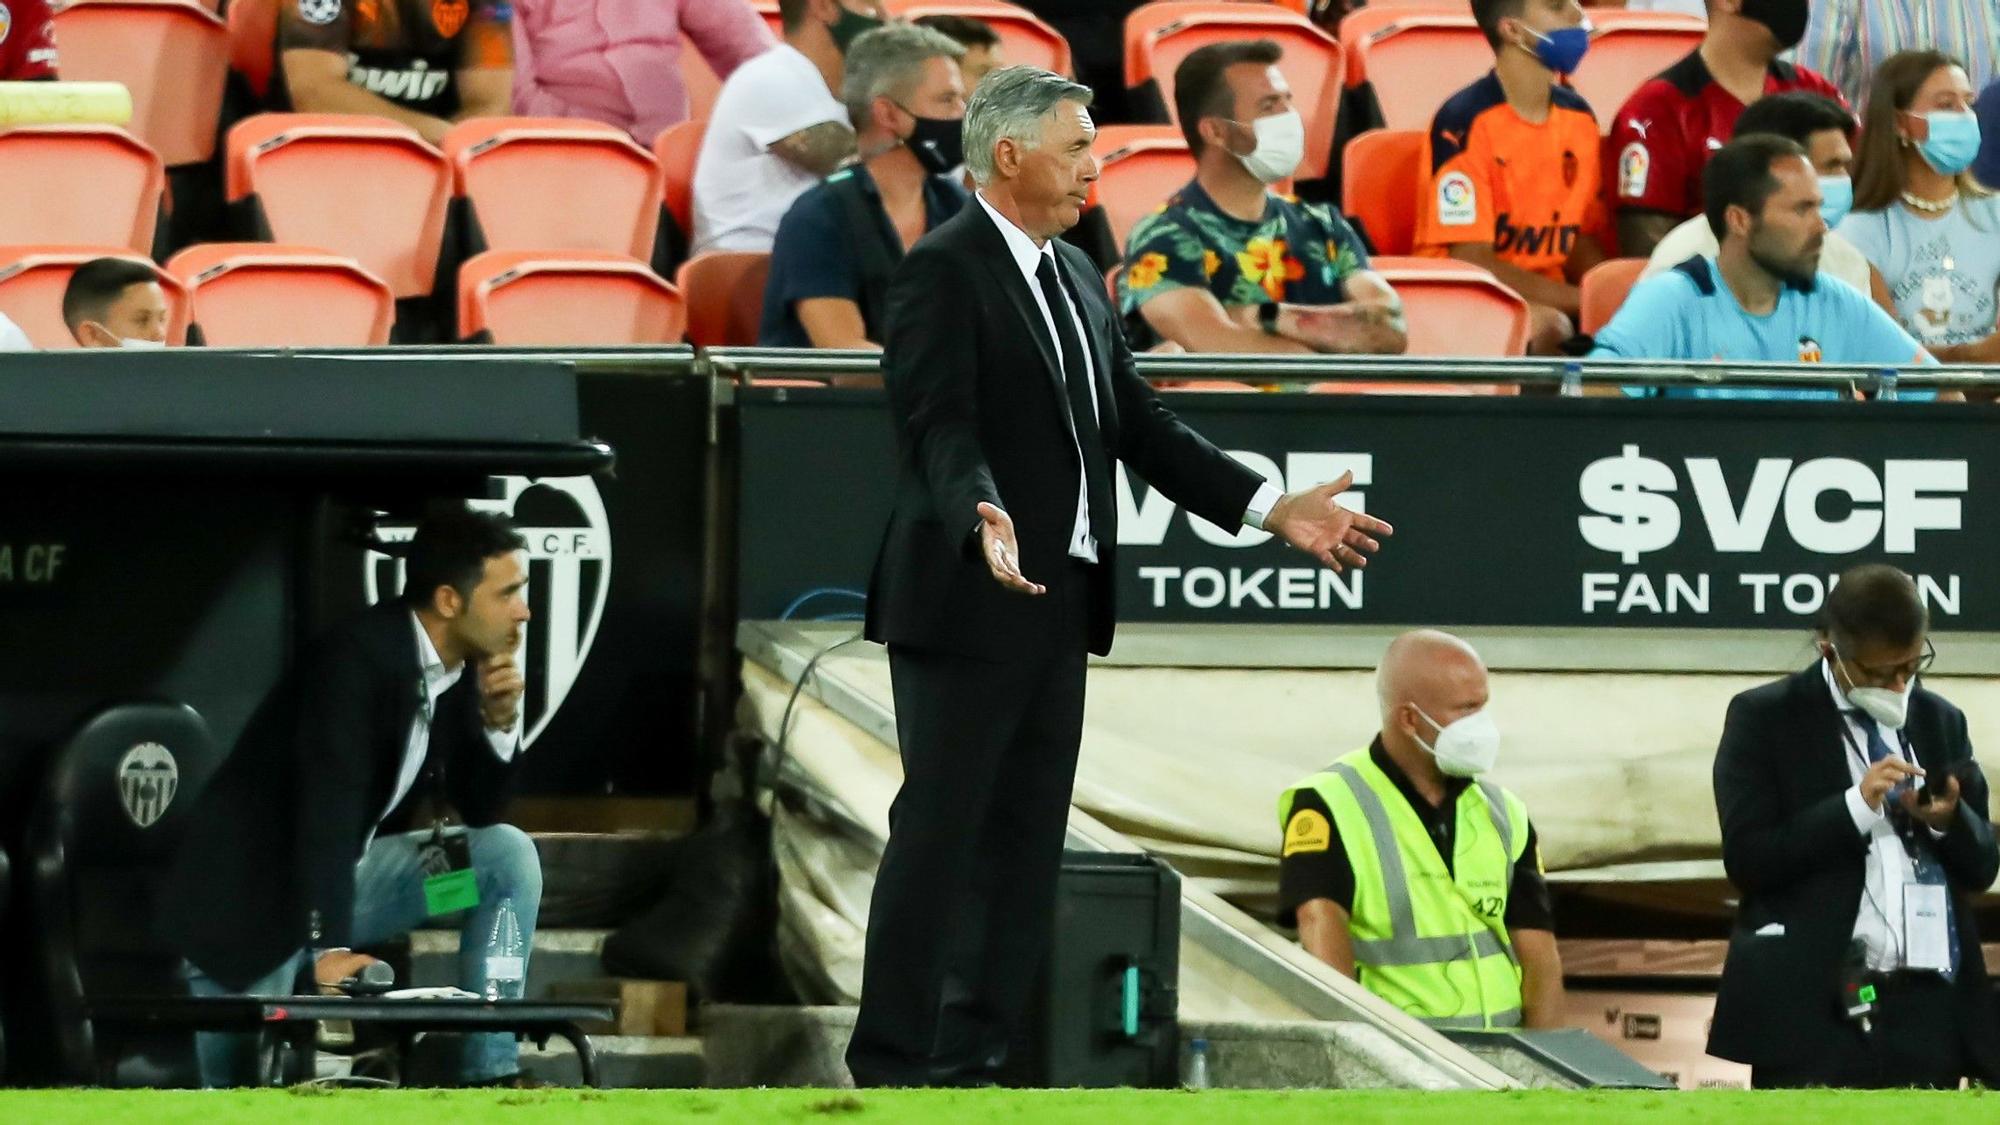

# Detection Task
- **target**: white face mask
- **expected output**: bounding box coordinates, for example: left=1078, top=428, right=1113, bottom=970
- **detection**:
left=118, top=336, right=167, bottom=349
left=1412, top=705, right=1501, bottom=778
left=1834, top=654, right=1914, bottom=730
left=1232, top=108, right=1306, bottom=184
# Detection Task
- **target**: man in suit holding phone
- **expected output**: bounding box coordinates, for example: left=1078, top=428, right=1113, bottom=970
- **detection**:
left=849, top=65, right=1394, bottom=1087
left=1710, top=563, right=2000, bottom=1088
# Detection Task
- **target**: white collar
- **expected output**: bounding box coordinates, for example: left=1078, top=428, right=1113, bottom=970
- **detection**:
left=975, top=191, right=1055, bottom=283
left=412, top=610, right=464, bottom=698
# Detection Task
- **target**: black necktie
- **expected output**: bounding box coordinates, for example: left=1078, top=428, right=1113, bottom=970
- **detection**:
left=1033, top=252, right=1112, bottom=550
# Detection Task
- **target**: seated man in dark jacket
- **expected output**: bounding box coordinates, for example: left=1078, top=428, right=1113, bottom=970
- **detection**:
left=159, top=507, right=541, bottom=1087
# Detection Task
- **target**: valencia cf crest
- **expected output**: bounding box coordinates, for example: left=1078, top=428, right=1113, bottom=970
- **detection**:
left=364, top=476, right=612, bottom=749
left=431, top=0, right=468, bottom=37
left=118, top=742, right=179, bottom=829
left=1562, top=150, right=1579, bottom=188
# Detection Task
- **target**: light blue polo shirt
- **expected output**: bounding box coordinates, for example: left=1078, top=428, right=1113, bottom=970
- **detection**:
left=1591, top=256, right=1937, bottom=400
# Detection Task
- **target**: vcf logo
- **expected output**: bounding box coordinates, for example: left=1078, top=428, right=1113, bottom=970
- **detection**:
left=118, top=742, right=179, bottom=829
left=365, top=476, right=612, bottom=748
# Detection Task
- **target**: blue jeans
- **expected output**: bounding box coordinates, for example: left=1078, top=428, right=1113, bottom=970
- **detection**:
left=184, top=823, right=544, bottom=1087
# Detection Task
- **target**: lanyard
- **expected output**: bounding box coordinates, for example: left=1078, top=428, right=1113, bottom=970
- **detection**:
left=1834, top=707, right=1914, bottom=778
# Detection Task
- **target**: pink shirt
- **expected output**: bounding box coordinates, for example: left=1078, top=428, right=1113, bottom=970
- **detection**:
left=511, top=0, right=775, bottom=145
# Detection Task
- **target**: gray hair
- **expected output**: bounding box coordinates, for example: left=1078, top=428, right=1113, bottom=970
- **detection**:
left=963, top=65, right=1093, bottom=186
left=842, top=24, right=965, bottom=130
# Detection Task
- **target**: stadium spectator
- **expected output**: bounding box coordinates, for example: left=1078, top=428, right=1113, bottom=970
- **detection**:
left=273, top=0, right=513, bottom=147
left=1975, top=79, right=2000, bottom=190
left=1608, top=0, right=1842, bottom=260
left=510, top=0, right=775, bottom=145
left=61, top=258, right=168, bottom=349
left=1119, top=41, right=1404, bottom=356
left=1414, top=0, right=1610, bottom=355
left=1593, top=135, right=1935, bottom=392
left=1838, top=51, right=2000, bottom=363
left=1709, top=564, right=2000, bottom=1089
left=1798, top=0, right=1997, bottom=114
left=760, top=25, right=968, bottom=351
left=691, top=0, right=886, bottom=255
left=1279, top=630, right=1563, bottom=1031
left=912, top=13, right=1004, bottom=90
left=0, top=0, right=57, bottom=81
left=1642, top=92, right=1871, bottom=294
left=160, top=508, right=542, bottom=1088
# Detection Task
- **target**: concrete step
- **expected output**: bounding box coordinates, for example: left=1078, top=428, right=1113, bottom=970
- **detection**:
left=410, top=928, right=610, bottom=999
left=515, top=1033, right=704, bottom=1089
left=530, top=830, right=684, bottom=929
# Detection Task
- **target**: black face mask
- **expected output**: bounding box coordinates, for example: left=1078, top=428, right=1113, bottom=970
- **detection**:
left=900, top=109, right=964, bottom=176
left=1739, top=0, right=1809, bottom=51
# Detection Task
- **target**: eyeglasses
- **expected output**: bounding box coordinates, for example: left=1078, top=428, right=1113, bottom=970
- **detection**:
left=1836, top=638, right=1936, bottom=684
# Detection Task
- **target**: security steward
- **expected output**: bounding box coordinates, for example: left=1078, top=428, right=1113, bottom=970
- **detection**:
left=1710, top=564, right=2000, bottom=1088
left=1278, top=629, right=1565, bottom=1029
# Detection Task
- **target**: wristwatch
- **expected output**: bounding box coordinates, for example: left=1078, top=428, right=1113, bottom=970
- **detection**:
left=1258, top=301, right=1281, bottom=336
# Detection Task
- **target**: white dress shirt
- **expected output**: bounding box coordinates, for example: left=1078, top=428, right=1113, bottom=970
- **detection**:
left=970, top=194, right=1282, bottom=555
left=380, top=613, right=522, bottom=834
left=1825, top=658, right=1934, bottom=972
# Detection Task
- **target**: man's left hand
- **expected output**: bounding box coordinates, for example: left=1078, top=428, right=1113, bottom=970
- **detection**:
left=478, top=653, right=524, bottom=731
left=1265, top=471, right=1393, bottom=571
left=1900, top=773, right=1961, bottom=832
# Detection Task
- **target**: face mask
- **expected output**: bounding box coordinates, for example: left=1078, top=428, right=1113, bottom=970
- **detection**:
left=1916, top=110, right=1981, bottom=176
left=1230, top=108, right=1306, bottom=184
left=1817, top=174, right=1853, bottom=228
left=828, top=4, right=883, bottom=52
left=1522, top=22, right=1591, bottom=76
left=119, top=336, right=167, bottom=349
left=1412, top=706, right=1502, bottom=778
left=1833, top=652, right=1915, bottom=730
left=897, top=105, right=965, bottom=177
left=1739, top=0, right=1809, bottom=51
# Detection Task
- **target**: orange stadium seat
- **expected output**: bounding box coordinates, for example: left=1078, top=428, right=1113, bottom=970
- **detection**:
left=1124, top=2, right=1343, bottom=181
left=166, top=243, right=395, bottom=346
left=228, top=0, right=278, bottom=100
left=677, top=251, right=770, bottom=348
left=1341, top=128, right=1423, bottom=256
left=681, top=5, right=785, bottom=121
left=1580, top=256, right=1647, bottom=336
left=459, top=250, right=687, bottom=345
left=655, top=118, right=708, bottom=242
left=50, top=0, right=229, bottom=166
left=0, top=246, right=189, bottom=348
left=1341, top=8, right=1488, bottom=134
left=0, top=127, right=165, bottom=255
left=227, top=114, right=453, bottom=299
left=1571, top=12, right=1706, bottom=129
left=444, top=118, right=663, bottom=261
left=890, top=1, right=1074, bottom=76
left=1091, top=125, right=1195, bottom=253
left=1369, top=256, right=1531, bottom=358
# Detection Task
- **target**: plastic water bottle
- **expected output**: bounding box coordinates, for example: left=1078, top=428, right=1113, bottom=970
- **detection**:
left=483, top=896, right=526, bottom=1002
left=1876, top=367, right=1899, bottom=402
left=1183, top=1037, right=1211, bottom=1090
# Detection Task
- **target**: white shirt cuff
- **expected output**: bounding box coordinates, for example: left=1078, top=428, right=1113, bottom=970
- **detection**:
left=1846, top=785, right=1885, bottom=835
left=1244, top=481, right=1284, bottom=530
left=486, top=721, right=522, bottom=762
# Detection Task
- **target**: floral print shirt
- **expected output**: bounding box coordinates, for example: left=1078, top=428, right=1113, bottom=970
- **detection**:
left=1117, top=181, right=1371, bottom=348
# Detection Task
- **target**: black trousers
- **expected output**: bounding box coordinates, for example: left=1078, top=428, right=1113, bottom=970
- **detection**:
left=846, top=572, right=1093, bottom=1088
left=1751, top=973, right=1966, bottom=1089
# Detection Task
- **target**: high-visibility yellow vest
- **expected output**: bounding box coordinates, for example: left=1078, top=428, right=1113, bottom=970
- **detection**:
left=1280, top=747, right=1530, bottom=1030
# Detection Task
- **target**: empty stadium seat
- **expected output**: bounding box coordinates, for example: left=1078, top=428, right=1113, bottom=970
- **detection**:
left=0, top=247, right=190, bottom=348
left=1580, top=256, right=1648, bottom=336
left=166, top=243, right=395, bottom=346
left=677, top=1, right=784, bottom=120
left=1125, top=2, right=1344, bottom=181
left=1092, top=125, right=1195, bottom=253
left=890, top=1, right=1074, bottom=76
left=1572, top=12, right=1705, bottom=129
left=0, top=127, right=166, bottom=255
left=50, top=0, right=230, bottom=167
left=444, top=118, right=664, bottom=261
left=1341, top=128, right=1423, bottom=256
left=677, top=251, right=771, bottom=348
left=226, top=114, right=452, bottom=299
left=655, top=118, right=708, bottom=244
left=1370, top=256, right=1531, bottom=358
left=459, top=249, right=687, bottom=345
left=1342, top=8, right=1488, bottom=134
left=227, top=0, right=277, bottom=100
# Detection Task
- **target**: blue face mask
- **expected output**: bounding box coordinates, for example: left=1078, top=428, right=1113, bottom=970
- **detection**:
left=1524, top=23, right=1592, bottom=76
left=1917, top=110, right=1982, bottom=175
left=1818, top=174, right=1854, bottom=228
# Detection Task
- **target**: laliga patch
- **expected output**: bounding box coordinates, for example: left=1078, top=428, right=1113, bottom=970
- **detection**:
left=1436, top=171, right=1477, bottom=227
left=1618, top=142, right=1650, bottom=199
left=297, top=0, right=341, bottom=25
left=0, top=5, right=11, bottom=46
left=1283, top=809, right=1331, bottom=856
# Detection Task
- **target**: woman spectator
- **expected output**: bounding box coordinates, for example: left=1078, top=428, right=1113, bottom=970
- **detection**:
left=1839, top=51, right=2000, bottom=361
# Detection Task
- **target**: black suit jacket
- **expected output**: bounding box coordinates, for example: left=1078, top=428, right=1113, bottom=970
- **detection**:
left=864, top=201, right=1261, bottom=659
left=1708, top=662, right=2000, bottom=1074
left=159, top=603, right=522, bottom=990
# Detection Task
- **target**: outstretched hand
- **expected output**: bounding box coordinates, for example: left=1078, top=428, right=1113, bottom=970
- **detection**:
left=977, top=501, right=1045, bottom=595
left=1266, top=471, right=1393, bottom=572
